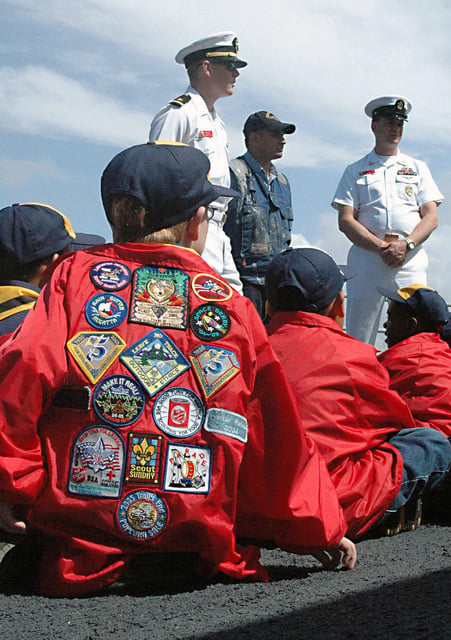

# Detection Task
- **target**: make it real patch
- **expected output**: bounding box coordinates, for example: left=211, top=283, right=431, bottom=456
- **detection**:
left=93, top=375, right=145, bottom=426
left=130, top=266, right=189, bottom=330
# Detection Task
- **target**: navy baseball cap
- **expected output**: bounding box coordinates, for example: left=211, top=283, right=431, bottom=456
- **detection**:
left=243, top=111, right=296, bottom=137
left=265, top=247, right=353, bottom=311
left=68, top=233, right=106, bottom=251
left=101, top=142, right=239, bottom=234
left=0, top=202, right=96, bottom=265
left=378, top=284, right=449, bottom=328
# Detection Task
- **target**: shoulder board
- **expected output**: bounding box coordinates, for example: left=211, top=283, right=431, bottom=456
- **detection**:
left=169, top=94, right=192, bottom=108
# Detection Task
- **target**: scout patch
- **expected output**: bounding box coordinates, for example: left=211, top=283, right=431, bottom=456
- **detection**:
left=67, top=332, right=126, bottom=384
left=405, top=185, right=413, bottom=197
left=120, top=329, right=190, bottom=397
left=68, top=425, right=125, bottom=498
left=153, top=387, right=204, bottom=438
left=90, top=261, right=131, bottom=291
left=85, top=292, right=128, bottom=330
left=204, top=408, right=248, bottom=443
left=163, top=443, right=212, bottom=493
left=189, top=345, right=240, bottom=399
left=130, top=266, right=189, bottom=330
left=190, top=304, right=231, bottom=342
left=125, top=433, right=163, bottom=485
left=93, top=374, right=145, bottom=426
left=191, top=273, right=233, bottom=302
left=117, top=490, right=168, bottom=540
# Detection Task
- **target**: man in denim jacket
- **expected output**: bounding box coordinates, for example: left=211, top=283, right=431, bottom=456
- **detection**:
left=224, top=111, right=295, bottom=318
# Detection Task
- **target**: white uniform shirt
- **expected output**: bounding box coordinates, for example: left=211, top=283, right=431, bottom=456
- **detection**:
left=332, top=149, right=443, bottom=240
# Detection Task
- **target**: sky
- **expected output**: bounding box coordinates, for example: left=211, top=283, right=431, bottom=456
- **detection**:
left=2, top=0, right=451, bottom=312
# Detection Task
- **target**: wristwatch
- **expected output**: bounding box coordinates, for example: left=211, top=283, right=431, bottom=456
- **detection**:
left=406, top=239, right=416, bottom=251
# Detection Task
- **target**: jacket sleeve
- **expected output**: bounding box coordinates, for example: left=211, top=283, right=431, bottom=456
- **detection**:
left=0, top=261, right=71, bottom=505
left=238, top=314, right=346, bottom=552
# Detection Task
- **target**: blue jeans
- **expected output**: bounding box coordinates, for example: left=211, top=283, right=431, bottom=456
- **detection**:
left=383, top=428, right=451, bottom=516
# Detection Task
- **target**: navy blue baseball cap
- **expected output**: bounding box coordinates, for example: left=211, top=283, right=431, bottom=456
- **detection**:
left=265, top=247, right=353, bottom=311
left=378, top=284, right=449, bottom=328
left=101, top=142, right=239, bottom=234
left=0, top=202, right=102, bottom=266
left=244, top=111, right=296, bottom=136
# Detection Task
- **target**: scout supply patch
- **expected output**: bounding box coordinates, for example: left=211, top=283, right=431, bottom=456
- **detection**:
left=125, top=433, right=163, bottom=485
left=90, top=261, right=131, bottom=291
left=190, top=303, right=231, bottom=342
left=117, top=490, right=168, bottom=540
left=85, top=293, right=128, bottom=330
left=93, top=375, right=145, bottom=426
left=130, top=266, right=189, bottom=329
left=191, top=273, right=233, bottom=302
left=153, top=387, right=205, bottom=438
left=120, top=329, right=190, bottom=397
left=163, top=443, right=212, bottom=493
left=204, top=408, right=248, bottom=443
left=67, top=332, right=126, bottom=384
left=189, top=345, right=240, bottom=399
left=68, top=425, right=125, bottom=498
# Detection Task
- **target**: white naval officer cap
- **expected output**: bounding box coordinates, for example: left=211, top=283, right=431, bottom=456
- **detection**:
left=364, top=96, right=412, bottom=121
left=175, top=31, right=247, bottom=68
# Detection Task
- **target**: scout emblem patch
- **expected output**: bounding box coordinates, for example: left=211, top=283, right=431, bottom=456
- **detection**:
left=153, top=387, right=204, bottom=438
left=163, top=443, right=212, bottom=493
left=85, top=292, right=128, bottom=330
left=189, top=344, right=240, bottom=399
left=93, top=374, right=145, bottom=426
left=191, top=273, right=233, bottom=302
left=190, top=304, right=231, bottom=341
left=117, top=490, right=168, bottom=540
left=125, top=433, right=163, bottom=485
left=90, top=261, right=131, bottom=291
left=67, top=332, right=126, bottom=384
left=130, top=266, right=189, bottom=330
left=204, top=408, right=248, bottom=443
left=120, top=329, right=190, bottom=397
left=68, top=425, right=125, bottom=498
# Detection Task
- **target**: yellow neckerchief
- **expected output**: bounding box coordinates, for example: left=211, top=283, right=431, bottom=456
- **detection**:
left=0, top=285, right=39, bottom=321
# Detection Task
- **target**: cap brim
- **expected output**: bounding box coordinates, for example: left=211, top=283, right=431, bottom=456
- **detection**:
left=377, top=286, right=404, bottom=302
left=68, top=233, right=107, bottom=252
left=338, top=265, right=356, bottom=281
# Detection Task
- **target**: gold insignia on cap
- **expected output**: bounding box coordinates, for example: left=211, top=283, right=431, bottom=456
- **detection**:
left=266, top=112, right=277, bottom=120
left=232, top=37, right=238, bottom=53
left=396, top=99, right=405, bottom=110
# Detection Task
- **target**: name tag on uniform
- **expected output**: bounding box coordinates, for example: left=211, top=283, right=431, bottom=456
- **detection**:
left=199, top=130, right=213, bottom=138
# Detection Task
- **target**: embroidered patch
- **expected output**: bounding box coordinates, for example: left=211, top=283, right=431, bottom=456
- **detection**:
left=163, top=443, right=212, bottom=493
left=90, top=261, right=131, bottom=291
left=190, top=304, right=231, bottom=342
left=68, top=425, right=125, bottom=498
left=204, top=408, right=248, bottom=443
left=117, top=490, right=168, bottom=540
left=93, top=374, right=145, bottom=426
left=189, top=344, right=240, bottom=399
left=405, top=185, right=413, bottom=197
left=120, top=329, right=190, bottom=397
left=125, top=433, right=163, bottom=485
left=85, top=293, right=128, bottom=330
left=67, top=332, right=126, bottom=384
left=130, top=266, right=189, bottom=330
left=191, top=273, right=233, bottom=302
left=153, top=387, right=204, bottom=438
left=397, top=168, right=417, bottom=176
left=359, top=170, right=375, bottom=176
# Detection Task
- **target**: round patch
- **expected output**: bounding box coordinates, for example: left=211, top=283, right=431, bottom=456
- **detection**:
left=117, top=490, right=168, bottom=540
left=85, top=293, right=128, bottom=329
left=191, top=273, right=233, bottom=302
left=90, top=261, right=131, bottom=291
left=93, top=374, right=145, bottom=426
left=190, top=304, right=231, bottom=341
left=153, top=387, right=205, bottom=438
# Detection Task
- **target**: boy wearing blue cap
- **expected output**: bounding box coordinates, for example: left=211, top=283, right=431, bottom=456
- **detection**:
left=266, top=248, right=451, bottom=539
left=0, top=143, right=355, bottom=597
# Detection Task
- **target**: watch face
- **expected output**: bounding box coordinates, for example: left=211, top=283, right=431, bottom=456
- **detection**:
left=407, top=240, right=415, bottom=250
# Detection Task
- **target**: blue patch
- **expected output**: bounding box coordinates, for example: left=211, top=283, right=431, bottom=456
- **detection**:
left=67, top=332, right=126, bottom=384
left=85, top=293, right=128, bottom=330
left=117, top=490, right=168, bottom=540
left=189, top=344, right=240, bottom=399
left=204, top=408, right=248, bottom=443
left=153, top=387, right=204, bottom=438
left=130, top=266, right=189, bottom=329
left=125, top=433, right=163, bottom=485
left=190, top=304, right=231, bottom=341
left=90, top=261, right=131, bottom=291
left=93, top=374, right=145, bottom=426
left=120, top=329, right=190, bottom=397
left=163, top=443, right=212, bottom=493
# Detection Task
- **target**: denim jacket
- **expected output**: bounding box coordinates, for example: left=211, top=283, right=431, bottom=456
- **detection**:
left=224, top=152, right=293, bottom=286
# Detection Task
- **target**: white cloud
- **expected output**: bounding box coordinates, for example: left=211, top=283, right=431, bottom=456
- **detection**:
left=0, top=155, right=66, bottom=188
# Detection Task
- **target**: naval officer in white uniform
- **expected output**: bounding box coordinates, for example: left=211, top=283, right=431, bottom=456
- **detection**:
left=149, top=32, right=247, bottom=292
left=332, top=96, right=443, bottom=344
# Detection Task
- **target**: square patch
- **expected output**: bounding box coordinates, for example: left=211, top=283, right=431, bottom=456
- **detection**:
left=163, top=443, right=212, bottom=494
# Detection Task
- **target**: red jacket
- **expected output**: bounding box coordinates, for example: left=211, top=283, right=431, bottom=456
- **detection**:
left=268, top=311, right=417, bottom=538
left=378, top=332, right=451, bottom=438
left=0, top=243, right=346, bottom=596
